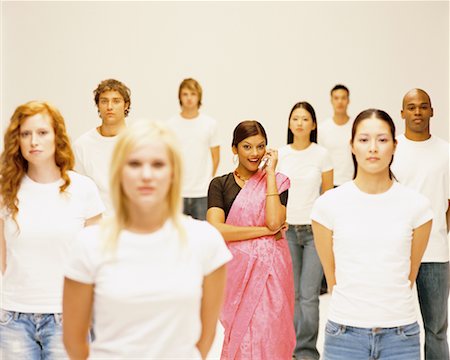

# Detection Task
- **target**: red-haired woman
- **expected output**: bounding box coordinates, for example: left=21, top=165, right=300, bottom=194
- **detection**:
left=0, top=101, right=104, bottom=358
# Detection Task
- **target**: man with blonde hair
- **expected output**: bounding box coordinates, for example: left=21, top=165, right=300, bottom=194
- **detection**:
left=167, top=78, right=220, bottom=220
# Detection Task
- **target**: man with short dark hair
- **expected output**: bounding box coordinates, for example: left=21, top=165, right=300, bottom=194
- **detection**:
left=392, top=88, right=449, bottom=360
left=74, top=79, right=131, bottom=215
left=318, top=84, right=353, bottom=186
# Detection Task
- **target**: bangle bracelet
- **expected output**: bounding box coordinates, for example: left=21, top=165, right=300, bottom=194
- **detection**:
left=266, top=193, right=279, bottom=197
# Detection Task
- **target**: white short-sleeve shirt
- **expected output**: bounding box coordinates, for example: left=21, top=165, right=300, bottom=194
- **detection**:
left=1, top=171, right=104, bottom=313
left=391, top=134, right=449, bottom=262
left=317, top=117, right=353, bottom=186
left=73, top=127, right=119, bottom=215
left=65, top=217, right=232, bottom=359
left=278, top=143, right=333, bottom=224
left=311, top=181, right=433, bottom=328
left=167, top=113, right=220, bottom=198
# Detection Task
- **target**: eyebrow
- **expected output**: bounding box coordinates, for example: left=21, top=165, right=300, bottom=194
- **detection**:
left=406, top=102, right=429, bottom=106
left=20, top=127, right=50, bottom=132
left=242, top=141, right=265, bottom=146
left=357, top=133, right=390, bottom=136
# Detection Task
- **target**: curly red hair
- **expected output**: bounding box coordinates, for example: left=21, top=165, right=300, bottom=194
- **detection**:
left=0, top=101, right=74, bottom=222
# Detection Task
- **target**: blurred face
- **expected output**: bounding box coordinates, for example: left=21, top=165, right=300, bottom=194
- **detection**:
left=233, top=134, right=266, bottom=171
left=401, top=90, right=433, bottom=135
left=121, top=141, right=173, bottom=210
left=289, top=107, right=315, bottom=138
left=98, top=90, right=128, bottom=125
left=351, top=117, right=396, bottom=176
left=19, top=112, right=56, bottom=166
left=331, top=89, right=349, bottom=115
left=179, top=87, right=200, bottom=110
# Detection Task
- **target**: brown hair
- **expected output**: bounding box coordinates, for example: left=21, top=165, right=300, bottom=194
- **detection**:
left=93, top=79, right=131, bottom=116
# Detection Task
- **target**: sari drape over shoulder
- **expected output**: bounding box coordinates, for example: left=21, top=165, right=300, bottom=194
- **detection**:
left=220, top=170, right=295, bottom=360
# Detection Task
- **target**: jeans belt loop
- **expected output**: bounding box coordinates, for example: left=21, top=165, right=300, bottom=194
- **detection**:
left=13, top=311, right=20, bottom=321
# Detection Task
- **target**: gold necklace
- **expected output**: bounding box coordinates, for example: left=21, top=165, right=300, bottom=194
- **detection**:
left=234, top=169, right=251, bottom=184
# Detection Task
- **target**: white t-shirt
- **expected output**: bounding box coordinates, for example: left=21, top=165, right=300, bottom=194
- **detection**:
left=311, top=181, right=433, bottom=328
left=65, top=217, right=232, bottom=359
left=74, top=127, right=119, bottom=215
left=1, top=171, right=104, bottom=313
left=317, top=117, right=353, bottom=186
left=391, top=134, right=449, bottom=262
left=278, top=143, right=333, bottom=225
left=167, top=113, right=220, bottom=198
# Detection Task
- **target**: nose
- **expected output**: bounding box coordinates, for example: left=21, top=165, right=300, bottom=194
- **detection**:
left=31, top=132, right=38, bottom=147
left=369, top=139, right=378, bottom=152
left=142, top=164, right=153, bottom=179
left=251, top=147, right=259, bottom=156
left=106, top=100, right=113, bottom=110
left=414, top=106, right=421, bottom=115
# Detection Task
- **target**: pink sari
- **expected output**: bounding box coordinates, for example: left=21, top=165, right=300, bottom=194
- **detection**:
left=220, top=170, right=295, bottom=360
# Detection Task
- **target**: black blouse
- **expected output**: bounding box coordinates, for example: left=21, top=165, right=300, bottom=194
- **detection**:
left=207, top=173, right=288, bottom=220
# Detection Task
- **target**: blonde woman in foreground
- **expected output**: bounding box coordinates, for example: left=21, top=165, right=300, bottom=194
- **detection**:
left=63, top=120, right=232, bottom=359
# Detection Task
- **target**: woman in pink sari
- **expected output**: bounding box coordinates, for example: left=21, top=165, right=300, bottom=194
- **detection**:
left=207, top=120, right=295, bottom=360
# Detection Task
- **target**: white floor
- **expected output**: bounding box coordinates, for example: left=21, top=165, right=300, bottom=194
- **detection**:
left=207, top=290, right=450, bottom=359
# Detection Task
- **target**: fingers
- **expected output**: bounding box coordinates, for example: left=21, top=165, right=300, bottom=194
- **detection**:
left=264, top=149, right=278, bottom=170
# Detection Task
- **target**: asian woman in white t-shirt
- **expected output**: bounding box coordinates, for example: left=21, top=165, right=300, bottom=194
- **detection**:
left=311, top=109, right=433, bottom=360
left=277, top=101, right=333, bottom=360
left=0, top=101, right=104, bottom=359
left=63, top=120, right=231, bottom=359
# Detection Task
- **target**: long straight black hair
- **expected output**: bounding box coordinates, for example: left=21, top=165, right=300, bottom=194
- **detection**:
left=287, top=101, right=317, bottom=144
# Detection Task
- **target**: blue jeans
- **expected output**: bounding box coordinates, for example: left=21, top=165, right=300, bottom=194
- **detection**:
left=323, top=320, right=420, bottom=360
left=0, top=310, right=67, bottom=359
left=183, top=197, right=207, bottom=220
left=416, top=262, right=449, bottom=360
left=286, top=224, right=323, bottom=360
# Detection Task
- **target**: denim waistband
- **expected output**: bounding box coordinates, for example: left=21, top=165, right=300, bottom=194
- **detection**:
left=4, top=311, right=62, bottom=323
left=328, top=320, right=418, bottom=335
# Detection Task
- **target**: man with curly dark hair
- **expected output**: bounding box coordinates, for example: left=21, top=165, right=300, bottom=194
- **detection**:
left=74, top=79, right=131, bottom=215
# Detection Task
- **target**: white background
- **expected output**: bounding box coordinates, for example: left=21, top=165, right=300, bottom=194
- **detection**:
left=2, top=1, right=449, bottom=176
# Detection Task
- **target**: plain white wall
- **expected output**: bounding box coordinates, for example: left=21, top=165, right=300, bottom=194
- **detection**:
left=2, top=1, right=448, bottom=176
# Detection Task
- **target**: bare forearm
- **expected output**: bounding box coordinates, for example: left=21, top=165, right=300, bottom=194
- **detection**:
left=65, top=340, right=89, bottom=360
left=264, top=171, right=285, bottom=230
left=409, top=220, right=432, bottom=287
left=209, top=222, right=273, bottom=241
left=63, top=279, right=93, bottom=360
left=311, top=221, right=336, bottom=292
left=210, top=147, right=220, bottom=177
left=197, top=266, right=227, bottom=359
left=316, top=246, right=336, bottom=292
left=212, top=159, right=219, bottom=177
left=196, top=330, right=216, bottom=360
